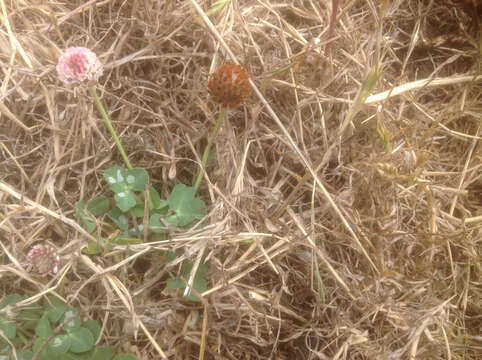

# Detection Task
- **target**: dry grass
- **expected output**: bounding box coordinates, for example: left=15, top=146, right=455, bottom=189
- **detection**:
left=0, top=0, right=481, bottom=359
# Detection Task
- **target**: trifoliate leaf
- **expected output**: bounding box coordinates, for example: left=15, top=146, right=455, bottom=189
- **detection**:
left=168, top=184, right=206, bottom=226
left=149, top=214, right=167, bottom=233
left=113, top=354, right=137, bottom=360
left=90, top=346, right=116, bottom=360
left=0, top=294, right=22, bottom=310
left=125, top=168, right=149, bottom=191
left=86, top=197, right=110, bottom=216
left=68, top=327, right=94, bottom=353
left=49, top=334, right=71, bottom=354
left=83, top=319, right=101, bottom=341
left=0, top=314, right=16, bottom=339
left=62, top=309, right=80, bottom=332
left=114, top=190, right=136, bottom=212
left=35, top=314, right=51, bottom=338
left=148, top=186, right=161, bottom=210
left=104, top=166, right=128, bottom=193
left=107, top=208, right=129, bottom=231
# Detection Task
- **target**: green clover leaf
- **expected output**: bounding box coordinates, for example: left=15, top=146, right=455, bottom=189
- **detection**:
left=107, top=208, right=129, bottom=231
left=35, top=314, right=51, bottom=338
left=125, top=168, right=148, bottom=191
left=104, top=166, right=127, bottom=194
left=49, top=334, right=71, bottom=354
left=68, top=327, right=94, bottom=353
left=114, top=190, right=136, bottom=212
left=86, top=197, right=110, bottom=215
left=167, top=184, right=206, bottom=226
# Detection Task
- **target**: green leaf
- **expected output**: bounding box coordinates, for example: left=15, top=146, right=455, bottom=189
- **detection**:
left=166, top=275, right=206, bottom=302
left=33, top=336, right=44, bottom=352
left=44, top=295, right=66, bottom=308
left=187, top=277, right=207, bottom=302
left=125, top=168, right=149, bottom=191
left=114, top=190, right=137, bottom=212
left=14, top=350, right=34, bottom=360
left=74, top=201, right=96, bottom=233
left=342, top=70, right=382, bottom=130
left=49, top=334, right=71, bottom=354
left=113, top=354, right=137, bottom=360
left=158, top=200, right=169, bottom=210
left=166, top=260, right=209, bottom=302
left=82, top=241, right=102, bottom=255
left=168, top=184, right=206, bottom=226
left=62, top=309, right=80, bottom=332
left=33, top=337, right=51, bottom=360
left=107, top=208, right=129, bottom=231
left=166, top=278, right=184, bottom=290
left=68, top=327, right=94, bottom=353
left=164, top=214, right=179, bottom=227
left=114, top=235, right=143, bottom=246
left=45, top=297, right=69, bottom=324
left=167, top=277, right=207, bottom=302
left=91, top=346, right=116, bottom=360
left=148, top=214, right=167, bottom=233
left=165, top=250, right=181, bottom=263
left=206, top=0, right=230, bottom=16
left=86, top=197, right=110, bottom=216
left=0, top=294, right=22, bottom=310
left=314, top=256, right=326, bottom=304
left=0, top=314, right=16, bottom=339
left=129, top=223, right=147, bottom=236
left=148, top=187, right=161, bottom=210
left=377, top=122, right=392, bottom=153
left=62, top=351, right=92, bottom=360
left=18, top=310, right=42, bottom=330
left=104, top=166, right=128, bottom=193
left=33, top=338, right=72, bottom=360
left=38, top=349, right=54, bottom=360
left=184, top=261, right=208, bottom=301
left=35, top=314, right=51, bottom=338
left=83, top=320, right=101, bottom=341
left=131, top=204, right=145, bottom=218
left=269, top=62, right=297, bottom=78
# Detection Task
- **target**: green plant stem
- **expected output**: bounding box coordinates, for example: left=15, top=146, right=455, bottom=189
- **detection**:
left=194, top=107, right=227, bottom=192
left=89, top=86, right=132, bottom=170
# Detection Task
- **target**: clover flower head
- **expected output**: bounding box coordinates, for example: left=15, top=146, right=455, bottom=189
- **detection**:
left=208, top=63, right=251, bottom=109
left=27, top=244, right=60, bottom=277
left=57, top=47, right=103, bottom=84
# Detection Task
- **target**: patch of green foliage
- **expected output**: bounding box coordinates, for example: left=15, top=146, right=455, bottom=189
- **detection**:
left=74, top=166, right=208, bottom=301
left=0, top=294, right=136, bottom=360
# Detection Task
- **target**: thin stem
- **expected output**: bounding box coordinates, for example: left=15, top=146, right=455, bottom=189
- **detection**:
left=88, top=86, right=132, bottom=169
left=194, top=107, right=227, bottom=192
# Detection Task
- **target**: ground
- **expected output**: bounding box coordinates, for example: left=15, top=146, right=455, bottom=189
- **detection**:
left=0, top=0, right=481, bottom=359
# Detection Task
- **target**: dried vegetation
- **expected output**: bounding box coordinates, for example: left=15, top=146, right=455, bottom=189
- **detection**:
left=0, top=0, right=481, bottom=359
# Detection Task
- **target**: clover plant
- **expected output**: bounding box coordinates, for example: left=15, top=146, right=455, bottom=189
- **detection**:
left=0, top=294, right=136, bottom=360
left=58, top=47, right=213, bottom=302
left=75, top=166, right=208, bottom=301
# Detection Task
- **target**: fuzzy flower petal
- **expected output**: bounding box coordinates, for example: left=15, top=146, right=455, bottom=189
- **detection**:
left=57, top=47, right=103, bottom=84
left=27, top=244, right=60, bottom=277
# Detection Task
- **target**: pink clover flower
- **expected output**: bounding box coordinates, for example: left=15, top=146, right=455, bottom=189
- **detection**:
left=27, top=244, right=60, bottom=277
left=57, top=46, right=103, bottom=84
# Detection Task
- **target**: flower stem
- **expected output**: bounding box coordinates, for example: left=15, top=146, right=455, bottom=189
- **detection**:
left=89, top=86, right=132, bottom=170
left=194, top=107, right=227, bottom=192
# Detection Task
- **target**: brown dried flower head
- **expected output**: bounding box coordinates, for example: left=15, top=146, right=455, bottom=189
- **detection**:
left=208, top=63, right=251, bottom=109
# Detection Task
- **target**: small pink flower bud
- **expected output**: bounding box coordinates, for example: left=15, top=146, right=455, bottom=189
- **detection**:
left=56, top=47, right=103, bottom=84
left=27, top=244, right=60, bottom=277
